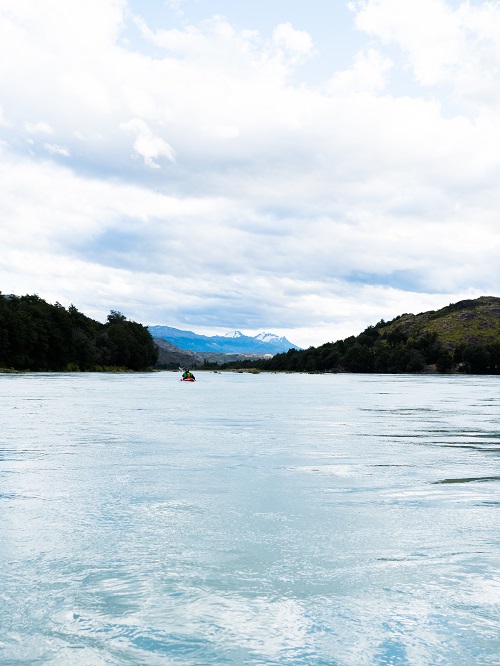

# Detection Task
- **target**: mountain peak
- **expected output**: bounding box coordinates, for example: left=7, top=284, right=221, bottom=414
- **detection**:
left=148, top=325, right=301, bottom=354
left=254, top=332, right=281, bottom=343
left=224, top=330, right=244, bottom=338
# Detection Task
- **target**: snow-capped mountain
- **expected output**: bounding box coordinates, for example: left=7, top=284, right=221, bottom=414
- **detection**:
left=148, top=325, right=301, bottom=355
left=224, top=331, right=244, bottom=338
left=254, top=332, right=287, bottom=343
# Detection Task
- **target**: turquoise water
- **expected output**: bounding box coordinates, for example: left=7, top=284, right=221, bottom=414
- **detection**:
left=1, top=372, right=499, bottom=665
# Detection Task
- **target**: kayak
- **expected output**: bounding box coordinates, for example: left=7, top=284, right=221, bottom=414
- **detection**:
left=181, top=377, right=195, bottom=382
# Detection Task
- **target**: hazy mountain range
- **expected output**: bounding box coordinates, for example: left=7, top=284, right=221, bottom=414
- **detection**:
left=148, top=326, right=300, bottom=355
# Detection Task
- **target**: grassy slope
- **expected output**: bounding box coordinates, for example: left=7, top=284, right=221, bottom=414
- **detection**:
left=382, top=296, right=500, bottom=349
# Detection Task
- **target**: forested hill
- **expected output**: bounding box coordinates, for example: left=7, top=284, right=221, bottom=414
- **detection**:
left=0, top=294, right=158, bottom=371
left=225, top=296, right=500, bottom=375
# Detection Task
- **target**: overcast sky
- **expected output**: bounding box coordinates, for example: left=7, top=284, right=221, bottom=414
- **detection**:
left=1, top=0, right=499, bottom=347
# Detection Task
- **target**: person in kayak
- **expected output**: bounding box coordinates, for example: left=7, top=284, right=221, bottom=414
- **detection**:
left=182, top=369, right=195, bottom=380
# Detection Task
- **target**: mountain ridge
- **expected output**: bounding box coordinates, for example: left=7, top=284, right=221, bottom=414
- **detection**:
left=381, top=296, right=500, bottom=348
left=153, top=337, right=273, bottom=369
left=148, top=325, right=300, bottom=355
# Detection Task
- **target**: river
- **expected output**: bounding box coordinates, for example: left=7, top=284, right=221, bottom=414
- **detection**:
left=1, top=371, right=499, bottom=665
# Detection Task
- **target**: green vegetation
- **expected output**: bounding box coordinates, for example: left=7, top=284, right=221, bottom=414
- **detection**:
left=0, top=294, right=158, bottom=372
left=3, top=293, right=497, bottom=374
left=221, top=297, right=500, bottom=375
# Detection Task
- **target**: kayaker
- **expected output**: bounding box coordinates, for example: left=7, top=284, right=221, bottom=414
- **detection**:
left=182, top=369, right=195, bottom=380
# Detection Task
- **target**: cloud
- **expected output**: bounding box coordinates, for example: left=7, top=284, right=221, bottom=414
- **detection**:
left=272, top=22, right=315, bottom=65
left=328, top=48, right=392, bottom=94
left=43, top=143, right=70, bottom=157
left=0, top=1, right=499, bottom=345
left=0, top=144, right=492, bottom=347
left=352, top=0, right=500, bottom=109
left=0, top=0, right=126, bottom=50
left=120, top=118, right=175, bottom=167
left=163, top=0, right=185, bottom=18
left=25, top=121, right=54, bottom=135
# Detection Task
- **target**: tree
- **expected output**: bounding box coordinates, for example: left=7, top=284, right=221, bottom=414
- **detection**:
left=342, top=344, right=373, bottom=373
left=107, top=310, right=127, bottom=324
left=0, top=296, right=158, bottom=371
left=436, top=351, right=454, bottom=373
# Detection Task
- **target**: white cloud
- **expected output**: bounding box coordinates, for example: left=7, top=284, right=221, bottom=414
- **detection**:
left=211, top=125, right=240, bottom=140
left=0, top=0, right=126, bottom=50
left=272, top=22, right=315, bottom=65
left=43, top=142, right=70, bottom=157
left=0, top=105, right=9, bottom=127
left=328, top=48, right=392, bottom=94
left=164, top=0, right=185, bottom=18
left=0, top=1, right=499, bottom=345
left=353, top=0, right=500, bottom=110
left=25, top=121, right=54, bottom=135
left=120, top=118, right=175, bottom=167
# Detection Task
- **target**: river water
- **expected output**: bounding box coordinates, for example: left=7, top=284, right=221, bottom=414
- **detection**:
left=1, top=372, right=499, bottom=665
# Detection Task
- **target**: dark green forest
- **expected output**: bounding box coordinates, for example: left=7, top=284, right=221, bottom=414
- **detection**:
left=2, top=293, right=498, bottom=374
left=244, top=329, right=499, bottom=374
left=220, top=328, right=499, bottom=374
left=218, top=298, right=500, bottom=375
left=0, top=294, right=158, bottom=371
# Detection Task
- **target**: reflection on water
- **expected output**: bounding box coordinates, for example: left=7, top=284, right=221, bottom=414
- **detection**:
left=0, top=372, right=499, bottom=665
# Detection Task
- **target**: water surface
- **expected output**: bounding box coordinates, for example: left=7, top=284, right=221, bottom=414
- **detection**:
left=1, top=372, right=499, bottom=665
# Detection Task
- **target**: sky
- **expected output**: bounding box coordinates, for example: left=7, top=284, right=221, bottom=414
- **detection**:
left=1, top=0, right=499, bottom=347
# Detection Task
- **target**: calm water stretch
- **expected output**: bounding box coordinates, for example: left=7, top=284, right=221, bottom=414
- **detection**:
left=1, top=372, right=499, bottom=665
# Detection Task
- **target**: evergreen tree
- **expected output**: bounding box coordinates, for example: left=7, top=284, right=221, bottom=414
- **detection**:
left=0, top=295, right=158, bottom=371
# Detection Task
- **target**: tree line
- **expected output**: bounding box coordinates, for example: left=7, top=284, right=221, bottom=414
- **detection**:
left=217, top=321, right=500, bottom=375
left=0, top=294, right=158, bottom=371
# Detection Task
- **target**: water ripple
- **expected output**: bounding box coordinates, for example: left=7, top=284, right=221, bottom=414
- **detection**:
left=1, top=372, right=499, bottom=665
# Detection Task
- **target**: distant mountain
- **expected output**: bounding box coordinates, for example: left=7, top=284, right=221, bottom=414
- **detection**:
left=154, top=338, right=272, bottom=369
left=148, top=325, right=300, bottom=355
left=255, top=332, right=286, bottom=344
left=224, top=330, right=244, bottom=338
left=153, top=338, right=201, bottom=368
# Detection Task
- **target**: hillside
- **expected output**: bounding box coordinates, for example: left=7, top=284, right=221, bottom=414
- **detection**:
left=154, top=337, right=269, bottom=369
left=223, top=296, right=500, bottom=375
left=381, top=296, right=500, bottom=349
